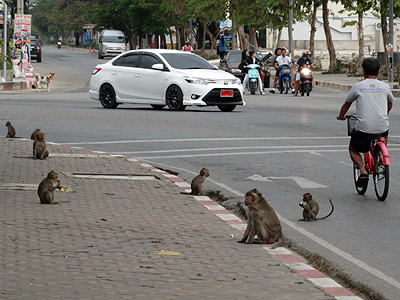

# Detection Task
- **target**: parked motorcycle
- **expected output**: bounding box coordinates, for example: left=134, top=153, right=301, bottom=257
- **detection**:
left=299, top=65, right=313, bottom=96
left=57, top=41, right=61, bottom=49
left=279, top=64, right=291, bottom=94
left=247, top=63, right=261, bottom=95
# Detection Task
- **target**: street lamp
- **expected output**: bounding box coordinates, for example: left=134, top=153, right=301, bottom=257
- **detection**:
left=389, top=0, right=394, bottom=82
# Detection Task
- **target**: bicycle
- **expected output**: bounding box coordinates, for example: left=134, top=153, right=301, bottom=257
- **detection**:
left=346, top=115, right=390, bottom=201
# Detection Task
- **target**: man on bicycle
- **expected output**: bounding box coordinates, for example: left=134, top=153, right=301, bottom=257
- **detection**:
left=337, top=58, right=394, bottom=187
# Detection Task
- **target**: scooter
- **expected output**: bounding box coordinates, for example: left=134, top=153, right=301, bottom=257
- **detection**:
left=299, top=65, right=313, bottom=96
left=57, top=41, right=61, bottom=49
left=247, top=63, right=261, bottom=95
left=279, top=64, right=291, bottom=94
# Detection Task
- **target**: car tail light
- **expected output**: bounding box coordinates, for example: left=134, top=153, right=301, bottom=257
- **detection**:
left=92, top=68, right=102, bottom=75
left=37, top=46, right=40, bottom=50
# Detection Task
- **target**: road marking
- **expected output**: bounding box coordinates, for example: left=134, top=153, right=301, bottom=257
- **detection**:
left=63, top=136, right=400, bottom=145
left=142, top=159, right=400, bottom=291
left=246, top=174, right=328, bottom=189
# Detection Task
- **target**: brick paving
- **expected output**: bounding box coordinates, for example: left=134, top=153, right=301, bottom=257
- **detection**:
left=0, top=137, right=335, bottom=299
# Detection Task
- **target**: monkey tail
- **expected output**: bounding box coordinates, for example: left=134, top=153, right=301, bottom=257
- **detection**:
left=316, top=199, right=334, bottom=220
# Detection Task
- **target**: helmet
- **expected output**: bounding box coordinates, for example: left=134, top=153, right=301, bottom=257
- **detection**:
left=307, top=50, right=312, bottom=56
left=302, top=49, right=308, bottom=56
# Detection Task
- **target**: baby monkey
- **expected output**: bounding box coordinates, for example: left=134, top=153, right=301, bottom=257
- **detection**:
left=181, top=167, right=210, bottom=196
left=299, top=192, right=334, bottom=221
left=5, top=121, right=16, bottom=138
left=31, top=128, right=41, bottom=140
left=37, top=170, right=63, bottom=204
left=33, top=132, right=49, bottom=160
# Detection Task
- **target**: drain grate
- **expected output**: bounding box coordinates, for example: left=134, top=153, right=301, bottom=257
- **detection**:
left=62, top=172, right=159, bottom=181
left=0, top=183, right=74, bottom=193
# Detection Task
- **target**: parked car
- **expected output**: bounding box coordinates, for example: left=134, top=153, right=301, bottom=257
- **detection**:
left=98, top=30, right=126, bottom=59
left=30, top=39, right=42, bottom=62
left=219, top=50, right=271, bottom=88
left=89, top=49, right=244, bottom=112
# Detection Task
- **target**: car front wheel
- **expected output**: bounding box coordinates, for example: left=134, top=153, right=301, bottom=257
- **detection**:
left=99, top=84, right=119, bottom=109
left=166, top=85, right=186, bottom=111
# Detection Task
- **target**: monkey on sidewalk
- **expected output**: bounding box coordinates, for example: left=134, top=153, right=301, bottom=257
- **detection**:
left=181, top=168, right=210, bottom=196
left=33, top=132, right=49, bottom=160
left=299, top=193, right=334, bottom=221
left=38, top=170, right=64, bottom=204
left=5, top=121, right=16, bottom=138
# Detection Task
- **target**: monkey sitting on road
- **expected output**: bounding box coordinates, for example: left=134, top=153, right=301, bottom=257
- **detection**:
left=239, top=188, right=283, bottom=249
left=31, top=128, right=41, bottom=140
left=38, top=170, right=63, bottom=204
left=5, top=121, right=16, bottom=138
left=33, top=132, right=49, bottom=160
left=299, top=192, right=334, bottom=221
left=181, top=168, right=210, bottom=196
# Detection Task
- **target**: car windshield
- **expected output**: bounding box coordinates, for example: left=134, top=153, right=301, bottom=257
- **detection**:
left=161, top=53, right=215, bottom=70
left=103, top=36, right=125, bottom=43
left=227, top=52, right=242, bottom=63
left=30, top=40, right=37, bottom=46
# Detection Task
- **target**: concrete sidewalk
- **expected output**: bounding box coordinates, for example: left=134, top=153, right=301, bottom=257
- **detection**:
left=0, top=136, right=363, bottom=299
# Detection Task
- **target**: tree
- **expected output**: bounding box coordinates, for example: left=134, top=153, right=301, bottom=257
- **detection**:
left=322, top=0, right=336, bottom=72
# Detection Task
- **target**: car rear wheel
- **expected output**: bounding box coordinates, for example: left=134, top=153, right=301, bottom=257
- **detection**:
left=99, top=84, right=119, bottom=109
left=218, top=105, right=236, bottom=112
left=37, top=55, right=42, bottom=63
left=166, top=85, right=186, bottom=111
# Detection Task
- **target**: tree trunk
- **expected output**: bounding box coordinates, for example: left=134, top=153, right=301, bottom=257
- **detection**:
left=168, top=28, right=174, bottom=50
left=205, top=24, right=218, bottom=50
left=237, top=24, right=248, bottom=50
left=381, top=10, right=389, bottom=72
left=175, top=25, right=181, bottom=50
left=276, top=27, right=283, bottom=48
left=310, top=3, right=318, bottom=56
left=248, top=27, right=258, bottom=49
left=357, top=7, right=364, bottom=68
left=201, top=22, right=206, bottom=51
left=322, top=0, right=337, bottom=72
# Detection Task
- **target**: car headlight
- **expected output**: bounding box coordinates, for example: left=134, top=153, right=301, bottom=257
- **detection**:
left=234, top=78, right=241, bottom=85
left=184, top=77, right=210, bottom=85
left=231, top=68, right=241, bottom=73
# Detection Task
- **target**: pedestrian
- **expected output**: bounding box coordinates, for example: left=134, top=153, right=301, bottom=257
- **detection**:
left=217, top=36, right=227, bottom=60
left=269, top=48, right=282, bottom=94
left=182, top=42, right=193, bottom=52
left=336, top=58, right=394, bottom=188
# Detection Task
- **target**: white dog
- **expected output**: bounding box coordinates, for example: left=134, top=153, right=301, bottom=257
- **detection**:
left=33, top=72, right=55, bottom=92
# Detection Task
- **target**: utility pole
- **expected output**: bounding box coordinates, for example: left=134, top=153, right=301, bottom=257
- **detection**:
left=288, top=0, right=293, bottom=58
left=3, top=1, right=7, bottom=81
left=17, top=0, right=24, bottom=15
left=389, top=0, right=394, bottom=82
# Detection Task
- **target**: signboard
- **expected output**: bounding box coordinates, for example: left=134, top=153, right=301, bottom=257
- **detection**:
left=13, top=14, right=33, bottom=78
left=386, top=43, right=393, bottom=55
left=219, top=20, right=233, bottom=50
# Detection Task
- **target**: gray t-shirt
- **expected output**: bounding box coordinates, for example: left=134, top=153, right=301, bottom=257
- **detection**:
left=345, top=78, right=395, bottom=134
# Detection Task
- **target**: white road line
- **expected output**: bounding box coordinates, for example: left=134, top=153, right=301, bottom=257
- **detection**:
left=111, top=144, right=349, bottom=154
left=141, top=159, right=400, bottom=291
left=63, top=136, right=400, bottom=145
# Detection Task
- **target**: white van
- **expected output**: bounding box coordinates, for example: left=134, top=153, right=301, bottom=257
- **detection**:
left=98, top=30, right=126, bottom=59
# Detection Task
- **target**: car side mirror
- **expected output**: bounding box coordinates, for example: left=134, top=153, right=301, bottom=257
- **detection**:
left=152, top=63, right=166, bottom=71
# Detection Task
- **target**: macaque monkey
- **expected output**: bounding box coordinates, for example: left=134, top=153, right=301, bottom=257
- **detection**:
left=33, top=132, right=49, bottom=160
left=37, top=170, right=63, bottom=204
left=299, top=193, right=334, bottom=221
left=5, top=121, right=16, bottom=138
left=239, top=188, right=283, bottom=249
left=181, top=168, right=210, bottom=196
left=31, top=128, right=41, bottom=140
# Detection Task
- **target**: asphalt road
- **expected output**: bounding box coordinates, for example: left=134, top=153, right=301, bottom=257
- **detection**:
left=2, top=46, right=400, bottom=299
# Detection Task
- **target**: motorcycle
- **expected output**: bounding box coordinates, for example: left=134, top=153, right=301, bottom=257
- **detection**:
left=57, top=41, right=61, bottom=49
left=279, top=64, right=291, bottom=94
left=260, top=51, right=273, bottom=88
left=247, top=63, right=261, bottom=95
left=299, top=65, right=313, bottom=96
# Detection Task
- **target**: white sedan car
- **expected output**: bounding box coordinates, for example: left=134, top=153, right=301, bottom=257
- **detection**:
left=89, top=49, right=244, bottom=112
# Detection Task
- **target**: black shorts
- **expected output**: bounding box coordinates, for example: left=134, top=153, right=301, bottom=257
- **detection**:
left=350, top=130, right=388, bottom=153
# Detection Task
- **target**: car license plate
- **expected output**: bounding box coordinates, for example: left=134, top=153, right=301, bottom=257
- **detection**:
left=220, top=90, right=233, bottom=97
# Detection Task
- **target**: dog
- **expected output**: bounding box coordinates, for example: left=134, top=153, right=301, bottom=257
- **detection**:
left=33, top=72, right=55, bottom=92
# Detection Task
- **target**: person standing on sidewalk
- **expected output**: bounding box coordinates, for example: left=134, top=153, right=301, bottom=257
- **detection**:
left=336, top=58, right=394, bottom=187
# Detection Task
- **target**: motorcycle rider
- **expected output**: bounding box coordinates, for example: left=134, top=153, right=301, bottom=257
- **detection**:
left=294, top=50, right=315, bottom=96
left=269, top=48, right=282, bottom=94
left=275, top=48, right=294, bottom=93
left=241, top=50, right=264, bottom=95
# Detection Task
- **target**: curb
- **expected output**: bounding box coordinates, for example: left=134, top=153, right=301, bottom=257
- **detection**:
left=38, top=139, right=362, bottom=300
left=0, top=79, right=33, bottom=91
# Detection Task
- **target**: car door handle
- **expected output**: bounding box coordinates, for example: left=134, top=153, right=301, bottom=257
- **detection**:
left=135, top=74, right=141, bottom=78
left=112, top=71, right=118, bottom=75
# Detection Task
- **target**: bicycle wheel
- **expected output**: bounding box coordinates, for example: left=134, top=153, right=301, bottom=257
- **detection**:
left=353, top=163, right=368, bottom=195
left=373, top=147, right=389, bottom=201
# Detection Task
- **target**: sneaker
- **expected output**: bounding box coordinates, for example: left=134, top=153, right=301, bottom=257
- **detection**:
left=291, top=89, right=295, bottom=94
left=260, top=91, right=265, bottom=95
left=356, top=174, right=369, bottom=188
left=269, top=89, right=275, bottom=94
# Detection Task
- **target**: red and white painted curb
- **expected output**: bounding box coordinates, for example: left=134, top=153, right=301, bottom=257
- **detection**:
left=37, top=141, right=362, bottom=300
left=0, top=80, right=33, bottom=91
